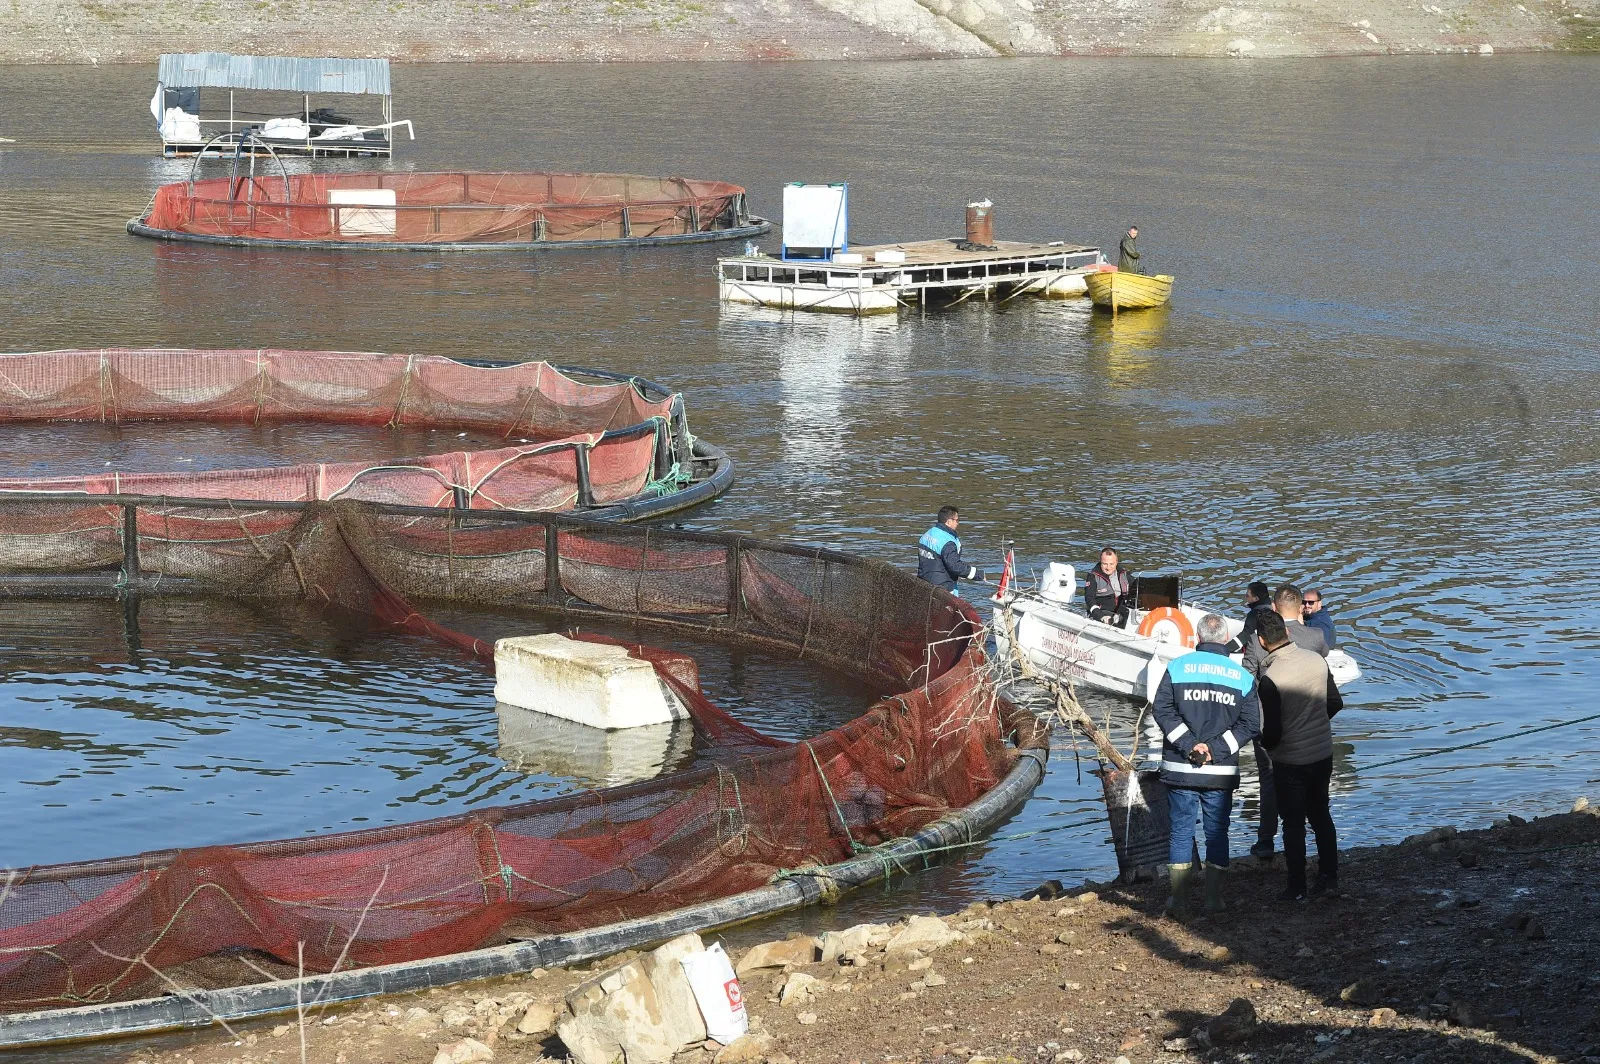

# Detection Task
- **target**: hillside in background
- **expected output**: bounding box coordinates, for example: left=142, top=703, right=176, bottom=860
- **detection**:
left=2, top=0, right=1597, bottom=62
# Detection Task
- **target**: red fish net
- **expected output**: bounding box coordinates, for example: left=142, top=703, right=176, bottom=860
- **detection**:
left=140, top=172, right=750, bottom=244
left=0, top=499, right=1026, bottom=1012
left=0, top=349, right=683, bottom=512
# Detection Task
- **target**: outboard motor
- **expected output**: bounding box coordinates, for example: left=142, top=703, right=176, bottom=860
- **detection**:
left=1041, top=562, right=1076, bottom=605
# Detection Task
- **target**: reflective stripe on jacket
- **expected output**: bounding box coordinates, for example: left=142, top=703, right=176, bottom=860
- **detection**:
left=1151, top=642, right=1262, bottom=790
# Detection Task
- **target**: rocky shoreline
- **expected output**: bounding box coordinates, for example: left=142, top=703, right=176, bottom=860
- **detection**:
left=114, top=801, right=1600, bottom=1064
left=1, top=0, right=1597, bottom=63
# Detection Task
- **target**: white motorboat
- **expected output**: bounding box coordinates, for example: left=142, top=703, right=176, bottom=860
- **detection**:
left=992, top=561, right=1361, bottom=705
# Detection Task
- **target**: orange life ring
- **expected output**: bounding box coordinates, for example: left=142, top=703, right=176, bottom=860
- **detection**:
left=1137, top=606, right=1196, bottom=648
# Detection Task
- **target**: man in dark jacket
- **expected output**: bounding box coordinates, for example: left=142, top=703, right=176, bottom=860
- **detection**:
left=1151, top=614, right=1261, bottom=920
left=916, top=506, right=982, bottom=592
left=1084, top=548, right=1133, bottom=628
left=1302, top=588, right=1338, bottom=649
left=1256, top=609, right=1345, bottom=901
left=1236, top=581, right=1273, bottom=651
left=1242, top=583, right=1327, bottom=673
left=1117, top=225, right=1142, bottom=274
left=1244, top=582, right=1330, bottom=858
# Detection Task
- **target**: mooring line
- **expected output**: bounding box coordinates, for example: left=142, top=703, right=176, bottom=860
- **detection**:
left=1359, top=711, right=1600, bottom=773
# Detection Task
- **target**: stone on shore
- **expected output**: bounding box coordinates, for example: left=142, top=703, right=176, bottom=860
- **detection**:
left=713, top=1032, right=774, bottom=1063
left=557, top=933, right=709, bottom=1064
left=779, top=971, right=819, bottom=1006
left=884, top=915, right=964, bottom=955
left=819, top=924, right=885, bottom=964
left=1203, top=998, right=1257, bottom=1045
left=736, top=936, right=819, bottom=974
left=516, top=1001, right=558, bottom=1035
left=431, top=1038, right=494, bottom=1064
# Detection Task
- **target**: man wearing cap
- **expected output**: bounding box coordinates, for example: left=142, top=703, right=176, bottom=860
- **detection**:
left=1117, top=225, right=1142, bottom=274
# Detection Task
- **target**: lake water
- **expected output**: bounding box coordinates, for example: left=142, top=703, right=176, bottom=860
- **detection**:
left=1, top=55, right=1598, bottom=944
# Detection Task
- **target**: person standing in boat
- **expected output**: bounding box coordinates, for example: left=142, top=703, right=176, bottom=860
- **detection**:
left=1236, top=581, right=1274, bottom=652
left=1255, top=609, right=1344, bottom=901
left=1152, top=613, right=1261, bottom=921
left=1084, top=548, right=1133, bottom=628
left=1302, top=589, right=1338, bottom=649
left=916, top=506, right=983, bottom=593
left=1118, top=225, right=1142, bottom=274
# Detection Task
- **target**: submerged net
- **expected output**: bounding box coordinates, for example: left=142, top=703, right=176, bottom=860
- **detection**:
left=0, top=498, right=1027, bottom=1013
left=0, top=349, right=688, bottom=512
left=142, top=171, right=751, bottom=244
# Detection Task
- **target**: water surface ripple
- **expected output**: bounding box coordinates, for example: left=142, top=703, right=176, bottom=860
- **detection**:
left=0, top=57, right=1597, bottom=916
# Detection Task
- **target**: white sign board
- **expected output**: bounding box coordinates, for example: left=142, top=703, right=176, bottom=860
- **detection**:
left=329, top=188, right=397, bottom=237
left=782, top=183, right=847, bottom=254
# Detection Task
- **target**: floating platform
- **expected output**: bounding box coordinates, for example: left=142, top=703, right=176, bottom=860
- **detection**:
left=128, top=171, right=771, bottom=251
left=717, top=238, right=1101, bottom=315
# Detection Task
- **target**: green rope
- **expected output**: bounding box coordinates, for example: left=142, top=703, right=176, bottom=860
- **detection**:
left=803, top=741, right=868, bottom=855
left=1362, top=711, right=1600, bottom=773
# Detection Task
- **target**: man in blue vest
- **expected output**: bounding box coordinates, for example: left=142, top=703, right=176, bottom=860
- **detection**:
left=1151, top=613, right=1261, bottom=921
left=916, top=506, right=982, bottom=592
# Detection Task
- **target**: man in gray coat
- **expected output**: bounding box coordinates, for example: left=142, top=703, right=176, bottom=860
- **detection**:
left=1256, top=610, right=1345, bottom=902
left=1244, top=582, right=1330, bottom=859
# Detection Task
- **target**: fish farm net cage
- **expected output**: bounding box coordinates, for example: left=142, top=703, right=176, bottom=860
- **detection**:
left=0, top=497, right=1036, bottom=1016
left=0, top=349, right=723, bottom=516
left=132, top=171, right=762, bottom=247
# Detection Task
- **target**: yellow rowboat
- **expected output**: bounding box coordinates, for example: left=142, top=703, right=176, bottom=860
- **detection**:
left=1084, top=270, right=1174, bottom=312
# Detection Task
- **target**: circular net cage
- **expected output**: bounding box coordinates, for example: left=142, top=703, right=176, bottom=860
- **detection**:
left=0, top=348, right=711, bottom=517
left=136, top=171, right=759, bottom=246
left=0, top=498, right=1035, bottom=1014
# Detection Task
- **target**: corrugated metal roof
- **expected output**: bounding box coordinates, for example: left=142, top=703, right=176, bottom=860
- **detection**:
left=157, top=53, right=391, bottom=95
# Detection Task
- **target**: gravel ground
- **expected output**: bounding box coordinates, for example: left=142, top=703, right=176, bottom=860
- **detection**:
left=115, top=803, right=1600, bottom=1064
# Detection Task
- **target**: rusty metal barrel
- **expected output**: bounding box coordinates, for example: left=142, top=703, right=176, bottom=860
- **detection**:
left=965, top=200, right=994, bottom=245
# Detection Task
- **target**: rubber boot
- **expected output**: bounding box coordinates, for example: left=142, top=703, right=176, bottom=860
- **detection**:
left=1165, top=862, right=1195, bottom=922
left=1203, top=863, right=1228, bottom=914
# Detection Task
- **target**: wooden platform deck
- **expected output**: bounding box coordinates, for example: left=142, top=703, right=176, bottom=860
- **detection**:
left=717, top=237, right=1102, bottom=315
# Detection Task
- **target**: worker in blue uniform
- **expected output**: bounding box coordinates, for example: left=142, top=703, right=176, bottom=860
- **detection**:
left=916, top=506, right=984, bottom=592
left=1151, top=613, right=1262, bottom=921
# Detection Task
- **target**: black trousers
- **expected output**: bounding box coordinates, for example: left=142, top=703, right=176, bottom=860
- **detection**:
left=1089, top=604, right=1129, bottom=628
left=1271, top=756, right=1336, bottom=891
left=1253, top=741, right=1277, bottom=846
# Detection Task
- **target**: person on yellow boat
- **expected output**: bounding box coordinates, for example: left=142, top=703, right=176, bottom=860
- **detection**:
left=1117, top=225, right=1142, bottom=275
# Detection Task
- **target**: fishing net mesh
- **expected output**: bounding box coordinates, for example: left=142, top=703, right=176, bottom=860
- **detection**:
left=0, top=498, right=1026, bottom=1013
left=143, top=172, right=748, bottom=244
left=0, top=349, right=679, bottom=513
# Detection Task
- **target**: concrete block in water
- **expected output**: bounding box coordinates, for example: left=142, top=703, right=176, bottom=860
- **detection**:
left=497, top=706, right=694, bottom=788
left=493, top=634, right=690, bottom=730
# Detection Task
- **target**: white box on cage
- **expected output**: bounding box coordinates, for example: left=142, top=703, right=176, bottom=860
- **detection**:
left=329, top=188, right=396, bottom=236
left=781, top=183, right=848, bottom=259
left=493, top=634, right=690, bottom=730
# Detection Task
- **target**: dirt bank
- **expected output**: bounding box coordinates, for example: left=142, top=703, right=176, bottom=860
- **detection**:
left=113, top=802, right=1600, bottom=1064
left=2, top=0, right=1598, bottom=63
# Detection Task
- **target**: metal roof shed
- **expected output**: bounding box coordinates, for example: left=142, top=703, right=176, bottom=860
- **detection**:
left=152, top=52, right=411, bottom=158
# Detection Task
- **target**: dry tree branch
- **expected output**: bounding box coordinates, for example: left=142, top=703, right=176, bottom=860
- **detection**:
left=89, top=943, right=244, bottom=1041
left=991, top=603, right=1134, bottom=772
